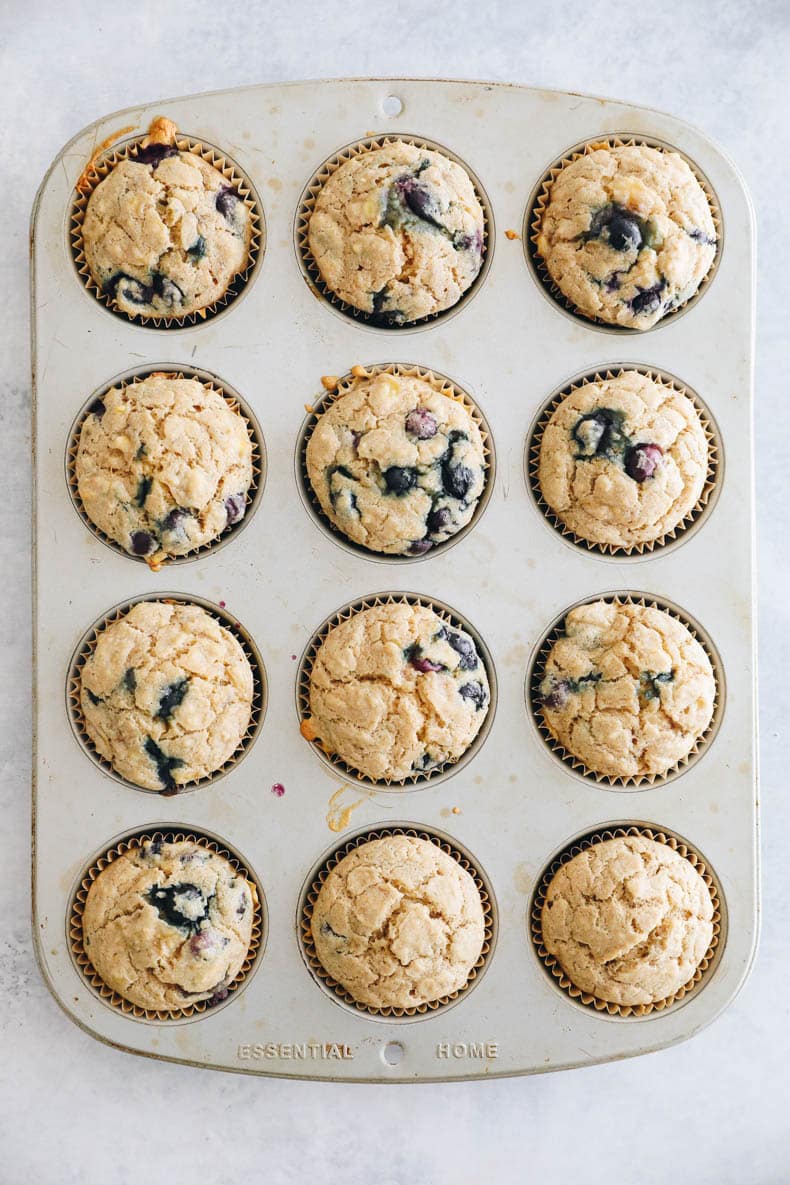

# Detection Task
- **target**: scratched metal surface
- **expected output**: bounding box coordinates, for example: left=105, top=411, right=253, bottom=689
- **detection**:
left=31, top=78, right=757, bottom=1082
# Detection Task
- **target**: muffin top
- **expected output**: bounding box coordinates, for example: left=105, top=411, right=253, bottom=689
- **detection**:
left=307, top=141, right=485, bottom=324
left=306, top=370, right=486, bottom=556
left=538, top=599, right=716, bottom=779
left=82, top=117, right=252, bottom=319
left=537, top=370, right=709, bottom=549
left=541, top=835, right=714, bottom=1006
left=76, top=374, right=254, bottom=566
left=302, top=601, right=490, bottom=782
left=80, top=601, right=254, bottom=791
left=311, top=834, right=485, bottom=1010
left=82, top=838, right=256, bottom=1011
left=536, top=145, right=716, bottom=329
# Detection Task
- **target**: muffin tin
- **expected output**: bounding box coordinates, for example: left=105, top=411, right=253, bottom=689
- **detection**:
left=31, top=79, right=758, bottom=1081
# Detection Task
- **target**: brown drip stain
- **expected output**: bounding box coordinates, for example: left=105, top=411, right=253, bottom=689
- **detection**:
left=326, top=785, right=370, bottom=832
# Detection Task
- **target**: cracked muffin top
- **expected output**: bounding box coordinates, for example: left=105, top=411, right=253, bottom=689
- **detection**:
left=537, top=370, right=709, bottom=549
left=538, top=599, right=716, bottom=779
left=75, top=373, right=254, bottom=567
left=82, top=117, right=252, bottom=319
left=311, top=834, right=485, bottom=1009
left=301, top=601, right=490, bottom=782
left=80, top=601, right=254, bottom=791
left=536, top=145, right=716, bottom=329
left=305, top=370, right=486, bottom=556
left=541, top=835, right=714, bottom=1006
left=307, top=140, right=485, bottom=325
left=82, top=838, right=256, bottom=1011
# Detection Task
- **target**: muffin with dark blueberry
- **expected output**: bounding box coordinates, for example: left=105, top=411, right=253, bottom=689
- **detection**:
left=536, top=144, right=716, bottom=328
left=541, top=835, right=713, bottom=1007
left=80, top=601, right=254, bottom=791
left=311, top=833, right=485, bottom=1010
left=307, top=140, right=485, bottom=324
left=75, top=373, right=254, bottom=567
left=82, top=838, right=256, bottom=1011
left=81, top=117, right=252, bottom=319
left=537, top=370, right=709, bottom=549
left=306, top=369, right=486, bottom=555
left=538, top=599, right=715, bottom=779
left=301, top=601, right=489, bottom=781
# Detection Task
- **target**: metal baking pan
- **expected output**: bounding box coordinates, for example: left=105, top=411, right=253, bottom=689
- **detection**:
left=31, top=78, right=758, bottom=1081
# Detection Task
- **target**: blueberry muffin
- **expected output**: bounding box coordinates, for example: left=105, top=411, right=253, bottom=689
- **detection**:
left=537, top=370, right=709, bottom=549
left=82, top=117, right=252, bottom=319
left=536, top=144, right=717, bottom=329
left=307, top=140, right=485, bottom=324
left=538, top=599, right=716, bottom=779
left=541, top=835, right=714, bottom=1006
left=75, top=373, right=254, bottom=566
left=311, top=834, right=485, bottom=1009
left=301, top=601, right=490, bottom=781
left=82, top=837, right=256, bottom=1011
left=80, top=601, right=254, bottom=791
left=306, top=370, right=486, bottom=555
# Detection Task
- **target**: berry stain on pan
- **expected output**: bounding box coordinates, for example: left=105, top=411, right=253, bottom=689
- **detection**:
left=271, top=782, right=286, bottom=797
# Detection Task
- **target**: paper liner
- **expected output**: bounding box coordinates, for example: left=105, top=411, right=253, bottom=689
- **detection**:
left=70, top=128, right=263, bottom=328
left=66, top=367, right=265, bottom=567
left=296, top=362, right=495, bottom=562
left=528, top=592, right=724, bottom=789
left=295, top=134, right=493, bottom=329
left=67, top=594, right=266, bottom=794
left=530, top=824, right=723, bottom=1017
left=69, top=827, right=265, bottom=1022
left=299, top=825, right=496, bottom=1020
left=526, top=365, right=721, bottom=558
left=525, top=134, right=722, bottom=332
left=297, top=592, right=497, bottom=789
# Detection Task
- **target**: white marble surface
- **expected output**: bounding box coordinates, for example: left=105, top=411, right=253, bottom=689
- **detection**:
left=2, top=1, right=788, bottom=1181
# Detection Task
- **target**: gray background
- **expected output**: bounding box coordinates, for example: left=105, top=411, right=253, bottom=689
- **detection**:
left=2, top=1, right=787, bottom=1182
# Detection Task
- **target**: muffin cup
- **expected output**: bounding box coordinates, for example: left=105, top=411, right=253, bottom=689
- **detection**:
left=530, top=823, right=723, bottom=1018
left=294, top=134, right=494, bottom=331
left=298, top=823, right=496, bottom=1021
left=524, top=134, right=723, bottom=333
left=66, top=365, right=265, bottom=567
left=297, top=591, right=497, bottom=790
left=526, top=364, right=722, bottom=559
left=67, top=593, right=266, bottom=794
left=296, top=362, right=495, bottom=562
left=70, top=127, right=264, bottom=328
left=68, top=826, right=265, bottom=1022
left=527, top=592, right=724, bottom=789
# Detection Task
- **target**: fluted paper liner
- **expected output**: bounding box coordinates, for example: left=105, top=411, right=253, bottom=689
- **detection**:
left=295, top=134, right=493, bottom=328
left=67, top=594, right=266, bottom=794
left=299, top=825, right=495, bottom=1020
left=297, top=362, right=495, bottom=561
left=528, top=593, right=724, bottom=788
left=530, top=824, right=723, bottom=1017
left=297, top=591, right=497, bottom=789
left=70, top=124, right=263, bottom=327
left=527, top=365, right=721, bottom=557
left=69, top=828, right=264, bottom=1022
left=66, top=367, right=265, bottom=566
left=525, top=134, right=722, bottom=331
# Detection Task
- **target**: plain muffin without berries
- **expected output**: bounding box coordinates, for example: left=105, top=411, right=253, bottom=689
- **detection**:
left=76, top=373, right=254, bottom=566
left=82, top=837, right=256, bottom=1011
left=536, top=144, right=716, bottom=329
left=82, top=117, right=252, bottom=319
left=301, top=601, right=490, bottom=781
left=311, top=834, right=485, bottom=1009
left=538, top=599, right=716, bottom=779
left=307, top=140, right=485, bottom=324
left=541, top=834, right=714, bottom=1007
left=306, top=369, right=486, bottom=555
left=80, top=601, right=254, bottom=791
